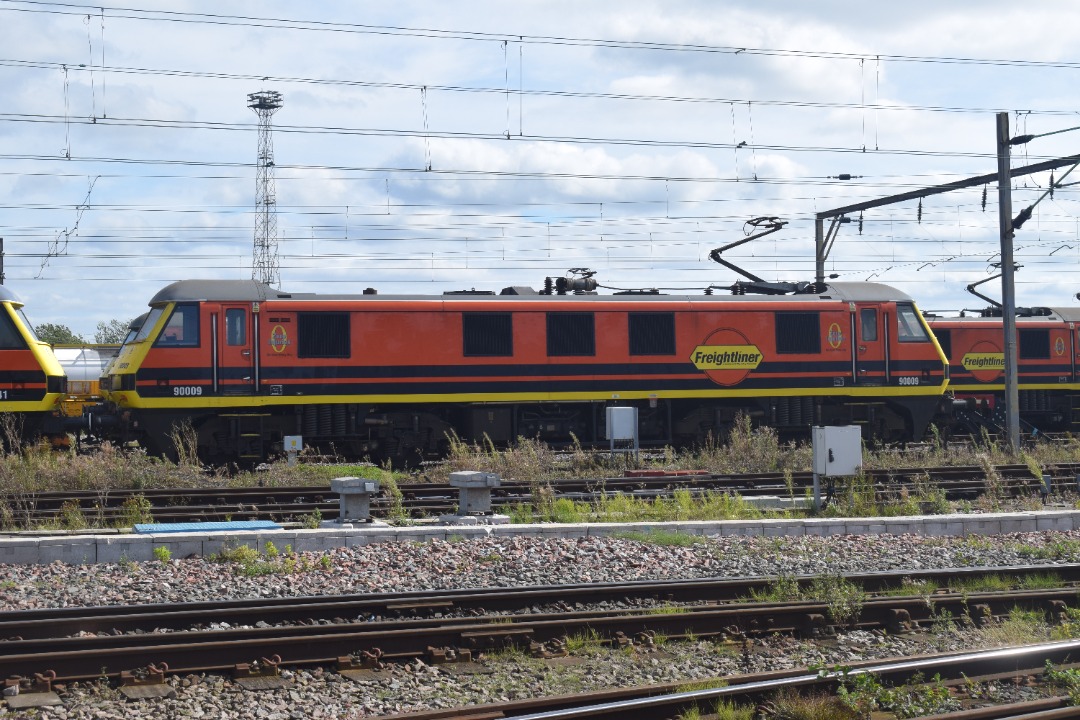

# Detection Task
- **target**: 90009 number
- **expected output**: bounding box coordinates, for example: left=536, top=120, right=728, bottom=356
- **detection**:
left=173, top=386, right=203, bottom=396
left=897, top=377, right=920, bottom=386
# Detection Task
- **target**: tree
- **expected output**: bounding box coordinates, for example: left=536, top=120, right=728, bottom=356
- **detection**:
left=94, top=318, right=131, bottom=344
left=35, top=323, right=85, bottom=344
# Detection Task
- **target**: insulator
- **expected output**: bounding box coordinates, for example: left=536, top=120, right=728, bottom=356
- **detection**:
left=564, top=277, right=597, bottom=292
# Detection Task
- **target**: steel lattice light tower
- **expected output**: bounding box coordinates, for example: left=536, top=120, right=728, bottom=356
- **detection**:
left=248, top=90, right=284, bottom=286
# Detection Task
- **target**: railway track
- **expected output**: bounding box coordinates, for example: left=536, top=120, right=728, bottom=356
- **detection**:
left=1, top=462, right=1070, bottom=527
left=370, top=642, right=1080, bottom=720
left=3, top=564, right=1079, bottom=683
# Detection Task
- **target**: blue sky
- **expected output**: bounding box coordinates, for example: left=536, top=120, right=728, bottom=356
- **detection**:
left=3, top=0, right=1080, bottom=337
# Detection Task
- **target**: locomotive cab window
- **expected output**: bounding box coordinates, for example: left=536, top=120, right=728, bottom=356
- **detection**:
left=896, top=303, right=931, bottom=342
left=547, top=312, right=595, bottom=357
left=860, top=309, right=878, bottom=342
left=225, top=309, right=246, bottom=346
left=1019, top=329, right=1050, bottom=359
left=154, top=304, right=200, bottom=348
left=775, top=312, right=820, bottom=354
left=134, top=307, right=165, bottom=343
left=298, top=312, right=350, bottom=358
left=15, top=309, right=39, bottom=342
left=0, top=308, right=27, bottom=349
left=463, top=313, right=513, bottom=357
left=629, top=312, right=676, bottom=356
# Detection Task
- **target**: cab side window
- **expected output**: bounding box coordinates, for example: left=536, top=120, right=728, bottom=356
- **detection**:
left=860, top=308, right=878, bottom=342
left=154, top=304, right=200, bottom=347
left=896, top=303, right=931, bottom=342
left=225, top=309, right=246, bottom=346
left=0, top=308, right=27, bottom=349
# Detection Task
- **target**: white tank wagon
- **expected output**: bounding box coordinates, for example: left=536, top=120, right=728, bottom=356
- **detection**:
left=52, top=345, right=120, bottom=418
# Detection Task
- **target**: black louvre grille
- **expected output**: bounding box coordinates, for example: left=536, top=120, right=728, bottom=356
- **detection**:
left=547, top=313, right=595, bottom=356
left=775, top=312, right=821, bottom=354
left=298, top=312, right=350, bottom=359
left=629, top=312, right=675, bottom=355
left=1019, top=329, right=1050, bottom=359
left=463, top=313, right=513, bottom=357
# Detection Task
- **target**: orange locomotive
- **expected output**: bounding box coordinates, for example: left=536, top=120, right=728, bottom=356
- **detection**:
left=97, top=278, right=949, bottom=464
left=928, top=307, right=1080, bottom=434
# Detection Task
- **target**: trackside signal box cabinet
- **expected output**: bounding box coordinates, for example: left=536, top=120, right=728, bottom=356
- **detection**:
left=605, top=406, right=638, bottom=440
left=811, top=425, right=862, bottom=477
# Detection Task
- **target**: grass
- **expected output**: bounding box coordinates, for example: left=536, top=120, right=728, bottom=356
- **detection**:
left=612, top=529, right=708, bottom=546
left=3, top=412, right=1080, bottom=530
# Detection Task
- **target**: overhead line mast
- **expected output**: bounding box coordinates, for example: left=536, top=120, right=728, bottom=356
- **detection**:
left=248, top=90, right=284, bottom=287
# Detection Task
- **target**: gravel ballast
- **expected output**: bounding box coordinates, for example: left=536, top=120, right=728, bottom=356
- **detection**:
left=2, top=529, right=1079, bottom=718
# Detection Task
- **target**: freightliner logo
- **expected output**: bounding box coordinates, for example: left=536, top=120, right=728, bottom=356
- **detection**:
left=961, top=352, right=1005, bottom=371
left=690, top=345, right=763, bottom=370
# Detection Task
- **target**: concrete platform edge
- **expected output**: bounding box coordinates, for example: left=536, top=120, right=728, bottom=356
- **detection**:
left=0, top=510, right=1077, bottom=565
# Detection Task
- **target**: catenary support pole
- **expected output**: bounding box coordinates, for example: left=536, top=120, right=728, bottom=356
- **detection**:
left=996, top=112, right=1020, bottom=453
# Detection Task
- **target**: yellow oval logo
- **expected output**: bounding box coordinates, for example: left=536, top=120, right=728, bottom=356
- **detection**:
left=961, top=349, right=1004, bottom=382
left=691, top=328, right=762, bottom=386
left=269, top=324, right=290, bottom=353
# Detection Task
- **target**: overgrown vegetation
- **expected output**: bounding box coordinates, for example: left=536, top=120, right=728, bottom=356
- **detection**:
left=209, top=541, right=334, bottom=577
left=831, top=669, right=959, bottom=719
left=2, top=411, right=1078, bottom=531
left=747, top=574, right=865, bottom=628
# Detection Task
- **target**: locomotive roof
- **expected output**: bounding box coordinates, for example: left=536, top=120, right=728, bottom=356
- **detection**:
left=928, top=307, right=1080, bottom=323
left=0, top=285, right=22, bottom=305
left=149, top=279, right=918, bottom=305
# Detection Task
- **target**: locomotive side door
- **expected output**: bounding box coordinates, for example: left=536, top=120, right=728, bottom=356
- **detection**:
left=854, top=304, right=887, bottom=386
left=215, top=303, right=255, bottom=395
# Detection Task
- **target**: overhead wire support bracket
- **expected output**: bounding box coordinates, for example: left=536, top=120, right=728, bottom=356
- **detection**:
left=814, top=150, right=1080, bottom=287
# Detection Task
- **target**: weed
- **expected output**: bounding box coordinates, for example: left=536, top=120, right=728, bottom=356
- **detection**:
left=764, top=687, right=860, bottom=720
left=118, top=495, right=153, bottom=527
left=980, top=606, right=1049, bottom=645
left=712, top=700, right=754, bottom=720
left=299, top=507, right=322, bottom=529
left=646, top=603, right=688, bottom=615
left=168, top=419, right=200, bottom=468
left=153, top=545, right=172, bottom=563
left=58, top=500, right=88, bottom=530
left=834, top=669, right=958, bottom=719
left=807, top=574, right=865, bottom=628
left=749, top=575, right=802, bottom=604
left=379, top=464, right=409, bottom=523
left=564, top=628, right=604, bottom=654
left=1046, top=661, right=1080, bottom=704
left=613, top=529, right=706, bottom=547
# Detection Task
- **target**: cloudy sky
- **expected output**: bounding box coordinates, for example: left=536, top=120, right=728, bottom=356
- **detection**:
left=3, top=0, right=1080, bottom=337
